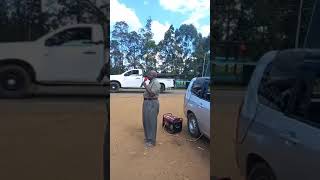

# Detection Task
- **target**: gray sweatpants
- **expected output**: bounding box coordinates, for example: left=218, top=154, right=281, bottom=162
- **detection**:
left=142, top=99, right=160, bottom=145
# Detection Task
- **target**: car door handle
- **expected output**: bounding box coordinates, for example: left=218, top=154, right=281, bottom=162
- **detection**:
left=280, top=132, right=300, bottom=144
left=198, top=103, right=204, bottom=108
left=83, top=51, right=96, bottom=54
left=136, top=77, right=141, bottom=79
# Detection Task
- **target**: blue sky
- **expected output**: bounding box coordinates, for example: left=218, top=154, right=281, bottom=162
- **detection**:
left=110, top=0, right=210, bottom=44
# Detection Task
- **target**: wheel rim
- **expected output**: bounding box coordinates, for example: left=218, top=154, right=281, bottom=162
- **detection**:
left=111, top=84, right=117, bottom=90
left=1, top=73, right=24, bottom=91
left=188, top=115, right=197, bottom=134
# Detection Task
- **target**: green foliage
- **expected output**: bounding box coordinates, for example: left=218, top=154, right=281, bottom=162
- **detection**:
left=0, top=0, right=108, bottom=42
left=158, top=25, right=177, bottom=74
left=111, top=19, right=211, bottom=80
left=213, top=0, right=316, bottom=61
left=140, top=17, right=157, bottom=72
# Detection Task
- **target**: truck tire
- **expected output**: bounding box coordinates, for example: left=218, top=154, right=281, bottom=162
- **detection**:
left=110, top=81, right=120, bottom=93
left=160, top=83, right=165, bottom=93
left=0, top=65, right=33, bottom=98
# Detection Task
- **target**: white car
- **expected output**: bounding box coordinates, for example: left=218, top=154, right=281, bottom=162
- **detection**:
left=0, top=24, right=106, bottom=98
left=110, top=69, right=175, bottom=93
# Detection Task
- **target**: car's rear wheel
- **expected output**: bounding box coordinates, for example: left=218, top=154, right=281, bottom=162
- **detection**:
left=160, top=83, right=165, bottom=93
left=110, top=81, right=120, bottom=93
left=0, top=65, right=32, bottom=98
left=187, top=113, right=201, bottom=138
left=248, top=163, right=276, bottom=180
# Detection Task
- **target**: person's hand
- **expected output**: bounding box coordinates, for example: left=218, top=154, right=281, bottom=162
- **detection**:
left=142, top=81, right=147, bottom=86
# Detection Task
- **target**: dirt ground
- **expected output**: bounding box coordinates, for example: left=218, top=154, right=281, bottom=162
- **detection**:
left=211, top=90, right=245, bottom=180
left=110, top=91, right=210, bottom=180
left=0, top=91, right=105, bottom=180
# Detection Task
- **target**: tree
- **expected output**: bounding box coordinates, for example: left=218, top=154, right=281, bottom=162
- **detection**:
left=110, top=40, right=125, bottom=74
left=111, top=21, right=129, bottom=70
left=110, top=20, right=211, bottom=80
left=212, top=0, right=314, bottom=61
left=175, top=24, right=199, bottom=79
left=140, top=17, right=157, bottom=72
left=158, top=25, right=178, bottom=74
left=126, top=31, right=142, bottom=69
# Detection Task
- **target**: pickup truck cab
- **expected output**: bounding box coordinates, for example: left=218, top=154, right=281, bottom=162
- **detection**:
left=0, top=24, right=106, bottom=98
left=110, top=69, right=175, bottom=93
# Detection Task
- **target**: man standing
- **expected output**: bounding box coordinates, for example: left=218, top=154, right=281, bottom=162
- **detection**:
left=142, top=70, right=161, bottom=148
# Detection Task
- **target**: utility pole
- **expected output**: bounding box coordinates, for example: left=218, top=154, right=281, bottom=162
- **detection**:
left=202, top=51, right=210, bottom=77
left=202, top=54, right=206, bottom=77
left=295, top=0, right=304, bottom=48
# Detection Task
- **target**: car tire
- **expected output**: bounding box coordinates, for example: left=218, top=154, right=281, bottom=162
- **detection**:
left=0, top=65, right=33, bottom=98
left=110, top=81, right=120, bottom=93
left=160, top=83, right=165, bottom=93
left=248, top=163, right=276, bottom=180
left=187, top=113, right=201, bottom=138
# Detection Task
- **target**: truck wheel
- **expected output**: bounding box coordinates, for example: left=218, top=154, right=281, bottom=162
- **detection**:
left=0, top=65, right=32, bottom=98
left=187, top=113, right=201, bottom=138
left=248, top=162, right=276, bottom=180
left=160, top=84, right=165, bottom=93
left=110, top=82, right=120, bottom=93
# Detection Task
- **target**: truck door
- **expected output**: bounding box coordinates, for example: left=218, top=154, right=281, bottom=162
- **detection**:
left=43, top=26, right=102, bottom=83
left=122, top=70, right=143, bottom=87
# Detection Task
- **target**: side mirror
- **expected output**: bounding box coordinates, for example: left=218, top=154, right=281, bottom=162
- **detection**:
left=124, top=73, right=129, bottom=76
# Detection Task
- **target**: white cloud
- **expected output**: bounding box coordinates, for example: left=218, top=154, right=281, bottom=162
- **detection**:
left=151, top=20, right=170, bottom=44
left=200, top=25, right=210, bottom=37
left=159, top=0, right=209, bottom=13
left=182, top=11, right=206, bottom=28
left=160, top=0, right=210, bottom=36
left=110, top=0, right=142, bottom=32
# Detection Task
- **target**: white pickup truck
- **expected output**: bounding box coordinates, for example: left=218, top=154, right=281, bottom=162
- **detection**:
left=110, top=69, right=175, bottom=93
left=0, top=24, right=107, bottom=98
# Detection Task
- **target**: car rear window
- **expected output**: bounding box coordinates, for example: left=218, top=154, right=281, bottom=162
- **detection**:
left=258, top=51, right=320, bottom=128
left=191, top=78, right=204, bottom=97
left=258, top=61, right=297, bottom=112
left=191, top=78, right=210, bottom=101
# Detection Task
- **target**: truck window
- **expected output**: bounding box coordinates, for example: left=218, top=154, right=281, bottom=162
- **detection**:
left=132, top=70, right=139, bottom=75
left=45, top=27, right=92, bottom=46
left=124, top=70, right=139, bottom=76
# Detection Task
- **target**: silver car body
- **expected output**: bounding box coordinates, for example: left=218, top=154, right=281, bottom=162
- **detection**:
left=184, top=77, right=210, bottom=138
left=236, top=49, right=320, bottom=180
